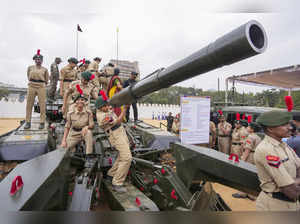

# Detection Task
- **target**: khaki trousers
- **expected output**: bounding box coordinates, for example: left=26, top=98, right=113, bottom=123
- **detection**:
left=218, top=136, right=231, bottom=154
left=107, top=126, right=132, bottom=186
left=66, top=129, right=93, bottom=154
left=256, top=191, right=300, bottom=211
left=62, top=82, right=72, bottom=119
left=26, top=85, right=46, bottom=123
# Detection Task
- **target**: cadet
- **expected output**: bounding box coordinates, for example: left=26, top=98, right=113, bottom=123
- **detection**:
left=123, top=71, right=139, bottom=122
left=166, top=112, right=174, bottom=132
left=60, top=57, right=78, bottom=118
left=172, top=114, right=180, bottom=134
left=24, top=50, right=49, bottom=129
left=95, top=92, right=131, bottom=193
left=231, top=120, right=248, bottom=158
left=232, top=122, right=261, bottom=199
left=60, top=57, right=78, bottom=97
left=87, top=57, right=102, bottom=91
left=60, top=91, right=94, bottom=155
left=254, top=111, right=300, bottom=211
left=49, top=57, right=62, bottom=100
left=217, top=114, right=232, bottom=154
left=62, top=71, right=98, bottom=116
left=209, top=121, right=217, bottom=149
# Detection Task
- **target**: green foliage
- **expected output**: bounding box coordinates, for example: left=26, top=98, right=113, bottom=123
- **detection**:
left=0, top=88, right=9, bottom=101
left=139, top=86, right=300, bottom=110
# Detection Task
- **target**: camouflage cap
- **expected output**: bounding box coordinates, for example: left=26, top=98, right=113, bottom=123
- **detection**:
left=81, top=71, right=92, bottom=81
left=68, top=57, right=78, bottom=64
left=256, top=110, right=292, bottom=127
left=95, top=96, right=107, bottom=109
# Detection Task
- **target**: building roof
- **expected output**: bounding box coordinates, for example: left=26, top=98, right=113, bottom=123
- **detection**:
left=227, top=64, right=300, bottom=90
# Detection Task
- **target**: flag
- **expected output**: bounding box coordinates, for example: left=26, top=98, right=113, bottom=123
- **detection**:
left=77, top=24, right=83, bottom=32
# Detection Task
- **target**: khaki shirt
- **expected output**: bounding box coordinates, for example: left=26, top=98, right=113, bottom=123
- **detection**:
left=66, top=80, right=96, bottom=103
left=96, top=109, right=119, bottom=132
left=217, top=121, right=232, bottom=136
left=254, top=135, right=300, bottom=193
left=65, top=107, right=94, bottom=130
left=232, top=126, right=248, bottom=143
left=50, top=62, right=59, bottom=78
left=99, top=76, right=110, bottom=92
left=244, top=133, right=261, bottom=153
left=87, top=61, right=99, bottom=72
left=27, top=65, right=49, bottom=88
left=103, top=66, right=114, bottom=76
left=60, top=64, right=77, bottom=81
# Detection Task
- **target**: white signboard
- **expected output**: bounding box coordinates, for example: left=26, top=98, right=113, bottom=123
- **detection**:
left=180, top=96, right=210, bottom=144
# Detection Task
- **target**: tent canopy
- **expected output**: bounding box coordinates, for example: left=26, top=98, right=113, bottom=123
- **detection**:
left=227, top=64, right=300, bottom=90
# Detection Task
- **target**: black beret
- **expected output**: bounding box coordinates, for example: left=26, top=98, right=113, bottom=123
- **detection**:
left=114, top=68, right=120, bottom=75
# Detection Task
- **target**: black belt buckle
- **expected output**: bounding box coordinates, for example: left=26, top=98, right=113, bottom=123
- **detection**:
left=232, top=142, right=241, bottom=145
left=73, top=127, right=82, bottom=132
left=30, top=79, right=45, bottom=83
left=63, top=79, right=73, bottom=82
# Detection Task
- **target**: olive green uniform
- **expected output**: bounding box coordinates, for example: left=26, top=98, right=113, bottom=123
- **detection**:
left=254, top=135, right=300, bottom=211
left=65, top=107, right=94, bottom=154
left=60, top=65, right=78, bottom=117
left=65, top=80, right=96, bottom=113
left=231, top=126, right=248, bottom=158
left=217, top=121, right=232, bottom=154
left=97, top=110, right=132, bottom=186
left=26, top=65, right=49, bottom=123
left=49, top=62, right=60, bottom=99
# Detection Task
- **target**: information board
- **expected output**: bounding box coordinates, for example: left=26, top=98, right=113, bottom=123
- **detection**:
left=180, top=96, right=210, bottom=144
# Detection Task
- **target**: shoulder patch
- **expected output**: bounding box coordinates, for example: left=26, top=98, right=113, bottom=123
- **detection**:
left=266, top=155, right=280, bottom=161
left=246, top=139, right=252, bottom=144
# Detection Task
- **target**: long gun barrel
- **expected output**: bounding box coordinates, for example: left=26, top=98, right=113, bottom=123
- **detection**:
left=109, top=20, right=267, bottom=106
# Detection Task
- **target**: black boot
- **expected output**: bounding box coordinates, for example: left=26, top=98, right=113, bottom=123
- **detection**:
left=24, top=122, right=31, bottom=129
left=39, top=123, right=45, bottom=129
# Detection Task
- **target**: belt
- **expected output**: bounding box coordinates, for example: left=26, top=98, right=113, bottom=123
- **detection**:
left=72, top=127, right=82, bottom=132
left=107, top=124, right=121, bottom=133
left=264, top=191, right=297, bottom=203
left=63, top=79, right=74, bottom=82
left=219, top=135, right=229, bottom=137
left=232, top=142, right=242, bottom=145
left=30, top=79, right=45, bottom=83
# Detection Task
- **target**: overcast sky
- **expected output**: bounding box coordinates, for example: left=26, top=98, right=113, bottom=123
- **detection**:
left=1, top=0, right=300, bottom=93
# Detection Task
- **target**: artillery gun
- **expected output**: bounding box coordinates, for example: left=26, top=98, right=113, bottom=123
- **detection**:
left=0, top=20, right=267, bottom=211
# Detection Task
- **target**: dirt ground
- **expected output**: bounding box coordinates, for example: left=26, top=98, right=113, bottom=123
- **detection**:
left=0, top=118, right=256, bottom=210
left=143, top=118, right=256, bottom=211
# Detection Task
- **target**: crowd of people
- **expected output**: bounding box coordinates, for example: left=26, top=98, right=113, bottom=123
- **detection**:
left=24, top=50, right=139, bottom=193
left=24, top=50, right=300, bottom=210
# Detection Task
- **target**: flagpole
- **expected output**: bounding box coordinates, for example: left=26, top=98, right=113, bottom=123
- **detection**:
left=76, top=28, right=79, bottom=59
left=116, top=27, right=119, bottom=66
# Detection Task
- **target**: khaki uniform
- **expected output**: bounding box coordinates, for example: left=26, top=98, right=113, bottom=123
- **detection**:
left=231, top=126, right=248, bottom=158
left=26, top=65, right=49, bottom=123
left=172, top=120, right=180, bottom=134
left=49, top=62, right=59, bottom=98
left=254, top=135, right=300, bottom=211
left=87, top=61, right=100, bottom=91
left=243, top=133, right=261, bottom=164
left=96, top=110, right=132, bottom=186
left=209, top=121, right=216, bottom=148
left=65, top=108, right=94, bottom=154
left=60, top=65, right=78, bottom=117
left=65, top=80, right=96, bottom=113
left=99, top=76, right=110, bottom=93
left=217, top=121, right=232, bottom=154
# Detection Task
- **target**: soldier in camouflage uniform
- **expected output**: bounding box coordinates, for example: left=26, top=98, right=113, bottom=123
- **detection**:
left=95, top=92, right=130, bottom=193
left=49, top=57, right=62, bottom=100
